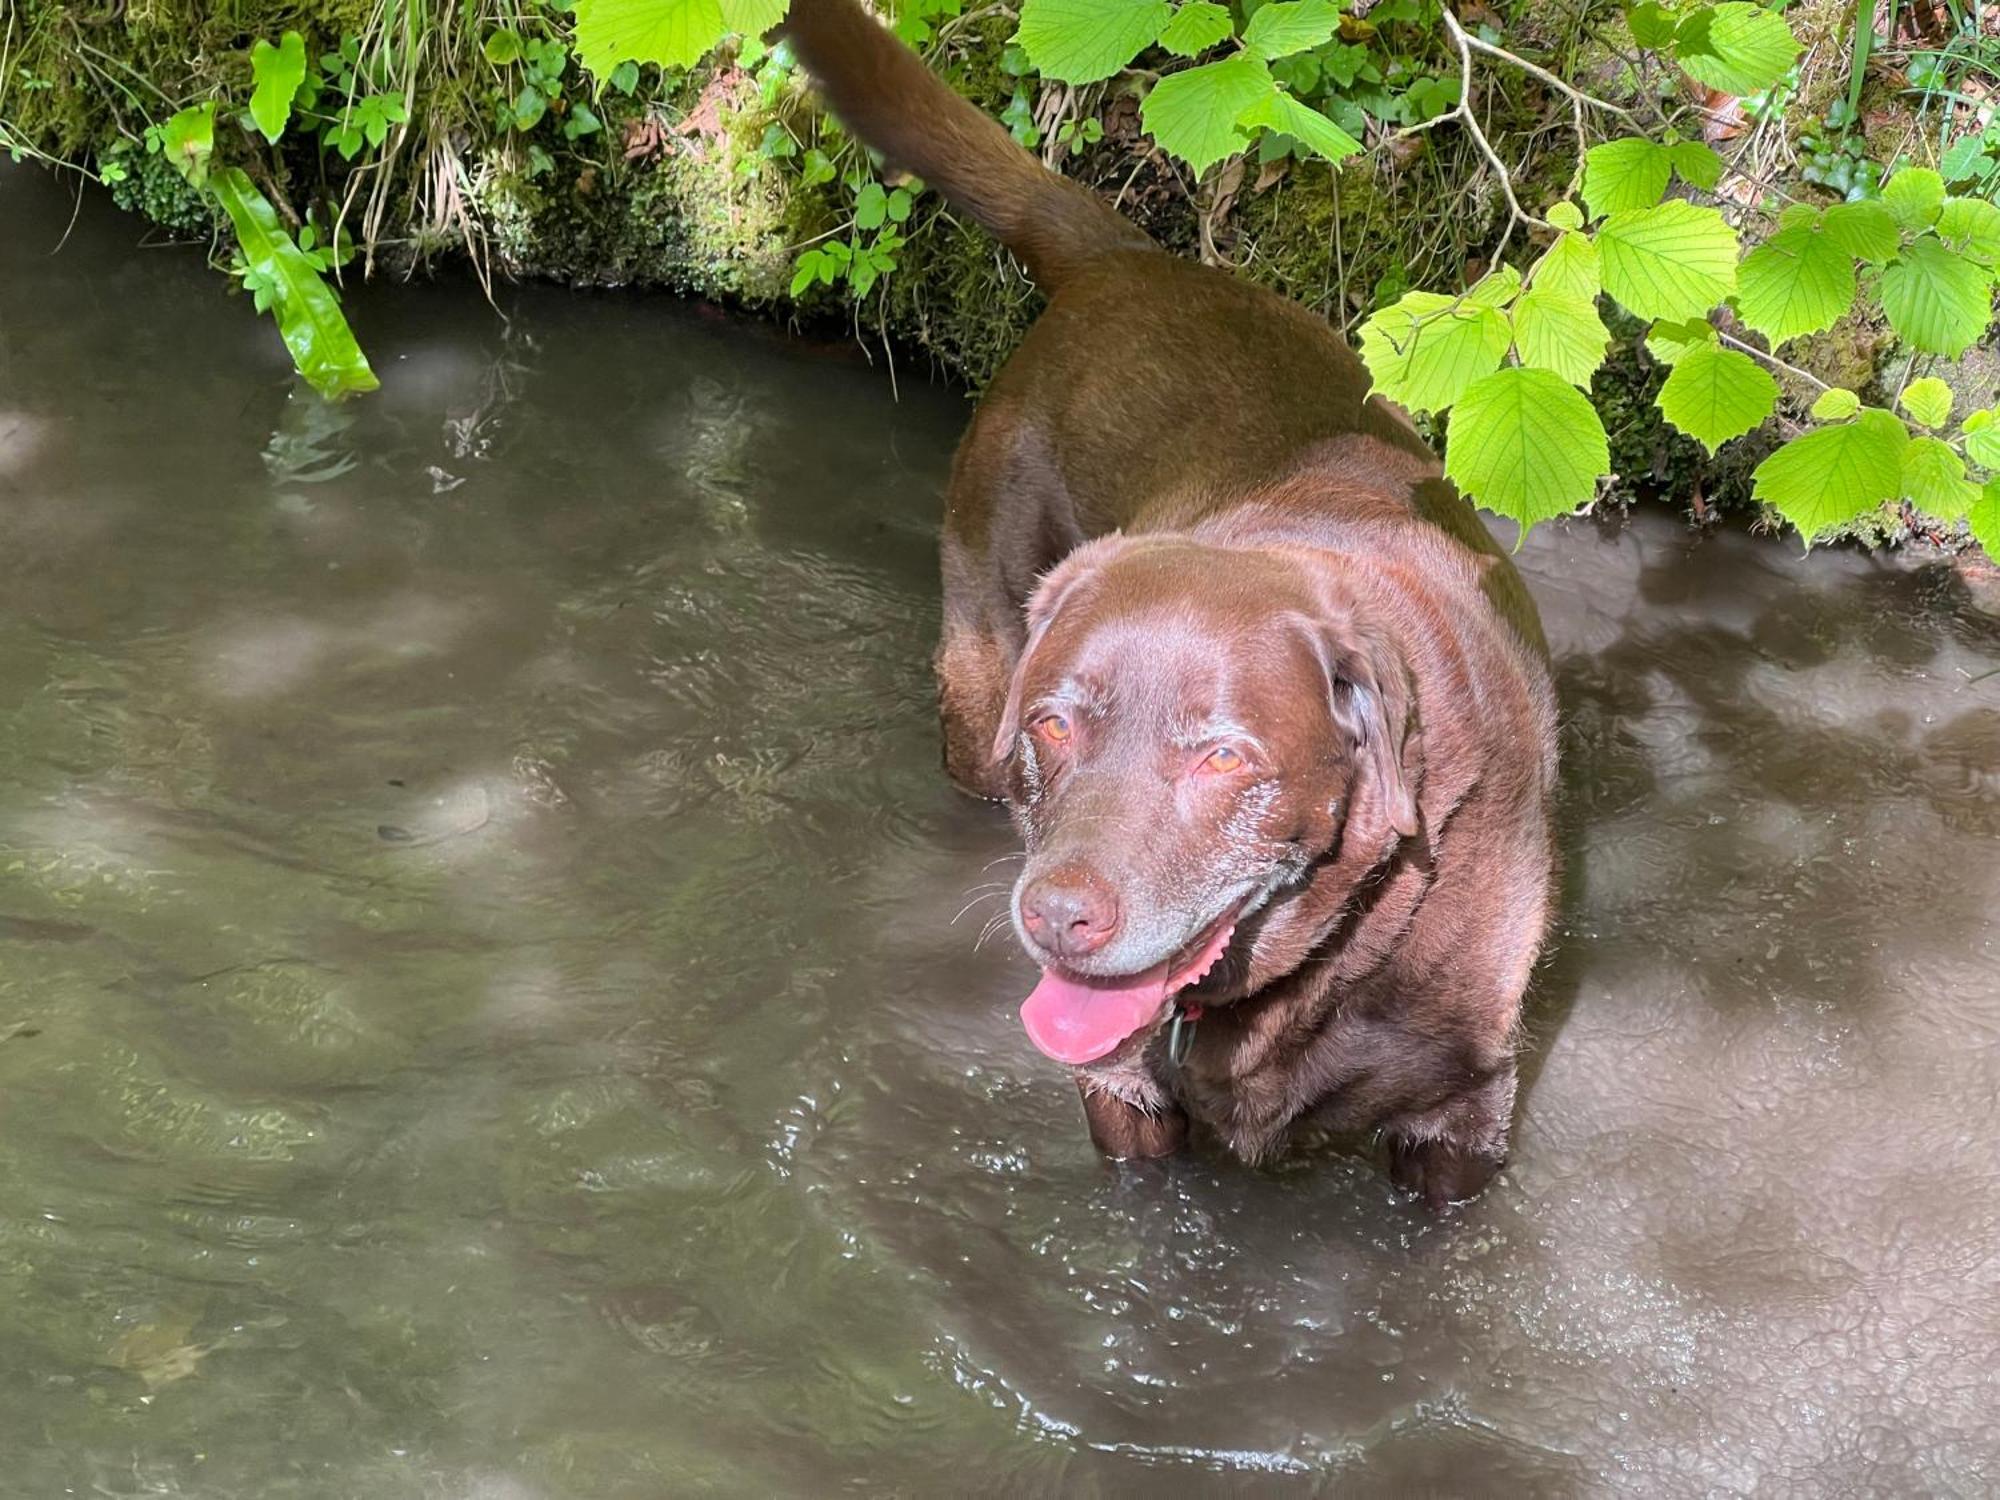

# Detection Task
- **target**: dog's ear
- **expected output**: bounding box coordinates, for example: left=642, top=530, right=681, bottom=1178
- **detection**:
left=986, top=537, right=1121, bottom=767
left=1318, top=616, right=1422, bottom=847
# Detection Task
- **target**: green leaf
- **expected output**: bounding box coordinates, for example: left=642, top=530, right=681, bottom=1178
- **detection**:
left=563, top=101, right=603, bottom=139
left=1968, top=481, right=2000, bottom=558
left=1464, top=265, right=1523, bottom=309
left=1964, top=410, right=2000, bottom=469
left=1733, top=225, right=1856, bottom=346
left=572, top=0, right=725, bottom=76
left=1547, top=200, right=1584, bottom=231
left=249, top=33, right=307, bottom=145
left=209, top=166, right=378, bottom=398
left=854, top=180, right=888, bottom=230
left=1879, top=234, right=1994, bottom=357
left=1901, top=434, right=1980, bottom=517
left=1645, top=316, right=1715, bottom=364
left=157, top=102, right=216, bottom=189
left=1882, top=167, right=1945, bottom=230
left=484, top=27, right=524, bottom=64
left=1141, top=53, right=1272, bottom=176
left=1751, top=409, right=1909, bottom=543
left=1821, top=200, right=1899, bottom=263
left=1670, top=140, right=1726, bottom=191
left=1597, top=198, right=1739, bottom=320
left=1777, top=202, right=1822, bottom=232
left=1938, top=196, right=2000, bottom=266
left=1655, top=341, right=1778, bottom=453
left=1237, top=89, right=1362, bottom=165
left=1511, top=287, right=1611, bottom=387
left=1444, top=367, right=1611, bottom=529
left=513, top=86, right=547, bottom=130
left=1158, top=1, right=1233, bottom=56
left=1581, top=138, right=1672, bottom=219
left=719, top=0, right=786, bottom=33
left=1241, top=0, right=1341, bottom=59
left=1530, top=232, right=1601, bottom=301
left=1810, top=387, right=1860, bottom=420
left=1358, top=292, right=1513, bottom=415
left=1016, top=0, right=1171, bottom=84
left=1898, top=376, right=1953, bottom=430
left=1941, top=134, right=1990, bottom=184
left=1671, top=2, right=1801, bottom=95
left=1627, top=0, right=1679, bottom=49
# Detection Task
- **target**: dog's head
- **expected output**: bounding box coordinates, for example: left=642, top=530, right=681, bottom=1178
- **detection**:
left=993, top=535, right=1421, bottom=1065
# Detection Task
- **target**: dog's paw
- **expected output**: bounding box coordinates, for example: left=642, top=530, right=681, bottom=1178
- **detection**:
left=1387, top=1136, right=1503, bottom=1210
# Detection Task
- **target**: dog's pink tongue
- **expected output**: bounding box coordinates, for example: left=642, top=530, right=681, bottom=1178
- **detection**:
left=1019, top=963, right=1171, bottom=1065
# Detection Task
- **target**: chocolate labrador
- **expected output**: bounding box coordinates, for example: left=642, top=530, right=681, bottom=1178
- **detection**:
left=778, top=0, right=1558, bottom=1205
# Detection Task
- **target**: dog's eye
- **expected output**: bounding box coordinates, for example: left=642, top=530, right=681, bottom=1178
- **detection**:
left=1032, top=713, right=1072, bottom=746
left=1201, top=745, right=1246, bottom=774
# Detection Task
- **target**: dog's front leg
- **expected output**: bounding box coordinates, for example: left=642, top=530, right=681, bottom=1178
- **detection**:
left=1075, top=1067, right=1187, bottom=1159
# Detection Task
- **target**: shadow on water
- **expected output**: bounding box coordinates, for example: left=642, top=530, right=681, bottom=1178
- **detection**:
left=3, top=163, right=1999, bottom=1496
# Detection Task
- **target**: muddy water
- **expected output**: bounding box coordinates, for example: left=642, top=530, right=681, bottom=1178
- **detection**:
left=4, top=164, right=2000, bottom=1498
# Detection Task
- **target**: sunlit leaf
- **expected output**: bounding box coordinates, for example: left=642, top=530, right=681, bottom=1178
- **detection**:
left=1581, top=138, right=1672, bottom=219
left=1531, top=231, right=1601, bottom=301
left=1627, top=0, right=1680, bottom=49
left=210, top=166, right=379, bottom=398
left=1898, top=376, right=1953, bottom=430
left=1444, top=366, right=1610, bottom=529
left=1734, top=225, right=1855, bottom=346
left=1672, top=2, right=1801, bottom=95
left=1822, top=199, right=1899, bottom=262
left=1968, top=481, right=2000, bottom=558
left=1241, top=0, right=1341, bottom=59
left=1963, top=408, right=2000, bottom=468
left=1238, top=88, right=1362, bottom=164
left=1017, top=0, right=1171, bottom=84
left=1464, top=264, right=1523, bottom=309
left=1751, top=409, right=1909, bottom=543
left=1882, top=166, right=1946, bottom=231
left=1158, top=1, right=1234, bottom=57
left=1810, top=387, right=1860, bottom=421
left=1510, top=287, right=1611, bottom=387
left=1670, top=139, right=1726, bottom=190
left=1141, top=53, right=1272, bottom=176
left=1655, top=342, right=1777, bottom=452
left=157, top=102, right=216, bottom=189
left=573, top=0, right=725, bottom=75
left=720, top=0, right=786, bottom=32
left=1358, top=291, right=1512, bottom=415
left=1879, top=234, right=1994, bottom=357
left=1901, top=434, right=1980, bottom=517
left=1597, top=198, right=1739, bottom=320
left=1938, top=195, right=2000, bottom=266
left=1547, top=200, right=1584, bottom=231
left=249, top=33, right=307, bottom=145
left=1645, top=316, right=1714, bottom=364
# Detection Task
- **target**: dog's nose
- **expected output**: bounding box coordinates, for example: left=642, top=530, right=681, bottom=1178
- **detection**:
left=1020, top=871, right=1120, bottom=959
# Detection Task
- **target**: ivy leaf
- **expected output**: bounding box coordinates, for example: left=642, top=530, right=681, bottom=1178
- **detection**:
left=1733, top=225, right=1856, bottom=346
left=1810, top=387, right=1861, bottom=420
left=1238, top=89, right=1362, bottom=164
left=719, top=0, right=786, bottom=32
left=1821, top=200, right=1899, bottom=263
left=1581, top=138, right=1672, bottom=219
left=1530, top=232, right=1601, bottom=301
left=1242, top=0, right=1342, bottom=59
left=209, top=167, right=378, bottom=398
left=1882, top=167, right=1946, bottom=231
left=1938, top=196, right=2000, bottom=266
left=1627, top=1, right=1679, bottom=49
left=1968, top=481, right=2000, bottom=558
left=1670, top=140, right=1727, bottom=191
left=1898, top=376, right=1954, bottom=430
left=1645, top=316, right=1715, bottom=364
left=1655, top=342, right=1777, bottom=452
left=249, top=33, right=307, bottom=145
left=1964, top=409, right=2000, bottom=469
left=573, top=0, right=725, bottom=75
left=1879, top=234, right=1995, bottom=357
left=1358, top=291, right=1512, bottom=415
left=1597, top=198, right=1740, bottom=320
left=1672, top=3, right=1802, bottom=95
left=1511, top=287, right=1611, bottom=387
left=1142, top=53, right=1273, bottom=176
left=1444, top=367, right=1611, bottom=529
left=1158, top=1, right=1234, bottom=57
left=1901, top=435, right=1981, bottom=517
left=1751, top=409, right=1910, bottom=543
left=1017, top=0, right=1171, bottom=84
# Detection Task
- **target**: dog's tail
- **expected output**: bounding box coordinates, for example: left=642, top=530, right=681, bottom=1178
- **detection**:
left=774, top=0, right=1156, bottom=291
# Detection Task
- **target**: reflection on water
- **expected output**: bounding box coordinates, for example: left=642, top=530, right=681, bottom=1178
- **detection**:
left=3, top=165, right=1999, bottom=1495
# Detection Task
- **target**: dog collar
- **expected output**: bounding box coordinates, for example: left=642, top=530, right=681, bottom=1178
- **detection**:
left=1166, top=1001, right=1203, bottom=1067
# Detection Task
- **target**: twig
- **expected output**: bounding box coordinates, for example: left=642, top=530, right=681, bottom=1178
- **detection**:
left=1718, top=330, right=1833, bottom=391
left=1451, top=11, right=1642, bottom=128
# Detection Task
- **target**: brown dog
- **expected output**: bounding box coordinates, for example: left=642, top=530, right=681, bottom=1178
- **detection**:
left=778, top=0, right=1558, bottom=1205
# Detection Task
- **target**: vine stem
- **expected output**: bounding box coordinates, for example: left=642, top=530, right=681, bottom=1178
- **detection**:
left=1717, top=330, right=1833, bottom=392
left=1446, top=11, right=1643, bottom=129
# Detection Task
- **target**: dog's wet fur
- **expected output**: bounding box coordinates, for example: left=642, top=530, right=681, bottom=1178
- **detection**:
left=779, top=0, right=1558, bottom=1206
